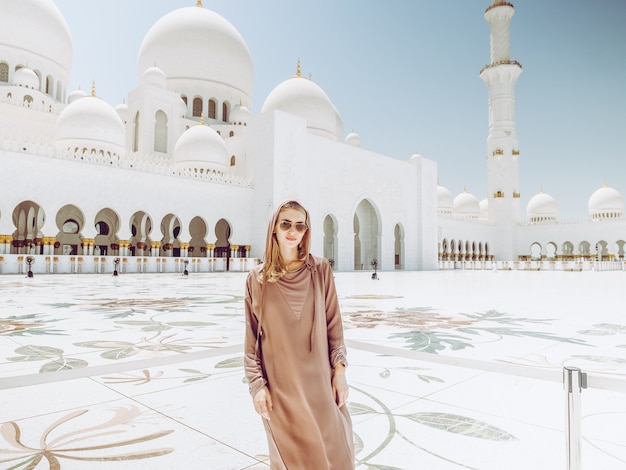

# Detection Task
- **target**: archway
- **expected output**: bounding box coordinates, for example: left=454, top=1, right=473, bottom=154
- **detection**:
left=323, top=214, right=338, bottom=268
left=394, top=223, right=405, bottom=270
left=189, top=216, right=208, bottom=257
left=94, top=208, right=120, bottom=255
left=130, top=211, right=152, bottom=256
left=215, top=218, right=232, bottom=269
left=530, top=242, right=542, bottom=261
left=160, top=214, right=181, bottom=257
left=11, top=201, right=45, bottom=254
left=55, top=204, right=85, bottom=255
left=353, top=199, right=380, bottom=270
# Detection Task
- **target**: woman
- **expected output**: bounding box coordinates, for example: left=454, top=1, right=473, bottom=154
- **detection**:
left=244, top=200, right=355, bottom=469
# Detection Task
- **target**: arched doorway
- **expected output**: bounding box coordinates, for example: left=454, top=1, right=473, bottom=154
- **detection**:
left=323, top=214, right=337, bottom=268
left=530, top=242, right=542, bottom=260
left=160, top=214, right=181, bottom=257
left=55, top=204, right=85, bottom=255
left=189, top=216, right=208, bottom=257
left=130, top=211, right=152, bottom=256
left=394, top=223, right=404, bottom=270
left=12, top=201, right=45, bottom=254
left=215, top=218, right=232, bottom=269
left=353, top=199, right=380, bottom=270
left=94, top=208, right=120, bottom=255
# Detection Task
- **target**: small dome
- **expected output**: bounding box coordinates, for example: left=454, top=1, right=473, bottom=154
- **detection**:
left=262, top=66, right=343, bottom=141
left=437, top=184, right=453, bottom=215
left=345, top=131, right=360, bottom=147
left=68, top=89, right=88, bottom=103
left=479, top=197, right=489, bottom=219
left=55, top=95, right=125, bottom=153
left=589, top=184, right=624, bottom=220
left=453, top=189, right=480, bottom=218
left=527, top=190, right=558, bottom=222
left=173, top=124, right=229, bottom=173
left=140, top=66, right=167, bottom=89
left=13, top=67, right=40, bottom=89
left=115, top=102, right=128, bottom=124
left=230, top=103, right=250, bottom=124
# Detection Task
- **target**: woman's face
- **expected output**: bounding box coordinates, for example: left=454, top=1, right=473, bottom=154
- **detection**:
left=275, top=207, right=307, bottom=251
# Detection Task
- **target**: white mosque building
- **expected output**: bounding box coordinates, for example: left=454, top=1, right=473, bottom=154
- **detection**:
left=0, top=0, right=624, bottom=275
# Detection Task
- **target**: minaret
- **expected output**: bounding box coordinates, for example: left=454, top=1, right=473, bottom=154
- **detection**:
left=480, top=1, right=522, bottom=259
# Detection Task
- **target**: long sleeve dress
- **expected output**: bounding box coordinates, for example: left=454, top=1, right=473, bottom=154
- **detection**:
left=244, top=254, right=354, bottom=469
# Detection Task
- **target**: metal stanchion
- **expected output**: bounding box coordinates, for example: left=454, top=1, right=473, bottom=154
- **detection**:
left=564, top=366, right=587, bottom=470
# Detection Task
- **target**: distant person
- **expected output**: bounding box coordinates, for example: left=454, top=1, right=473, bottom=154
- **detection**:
left=244, top=200, right=354, bottom=468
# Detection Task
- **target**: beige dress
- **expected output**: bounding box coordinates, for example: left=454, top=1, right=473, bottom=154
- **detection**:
left=244, top=255, right=354, bottom=469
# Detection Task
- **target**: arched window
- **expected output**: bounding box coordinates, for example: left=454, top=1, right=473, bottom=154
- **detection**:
left=192, top=97, right=203, bottom=117
left=181, top=95, right=188, bottom=105
left=208, top=99, right=217, bottom=119
left=230, top=155, right=236, bottom=166
left=154, top=110, right=168, bottom=153
left=0, top=63, right=8, bottom=82
left=24, top=95, right=33, bottom=106
left=229, top=130, right=234, bottom=137
left=46, top=76, right=53, bottom=94
left=222, top=102, right=229, bottom=122
left=133, top=111, right=140, bottom=152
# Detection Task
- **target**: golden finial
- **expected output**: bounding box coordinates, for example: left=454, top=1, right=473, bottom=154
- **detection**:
left=603, top=180, right=608, bottom=188
left=200, top=113, right=205, bottom=125
left=91, top=81, right=96, bottom=97
left=196, top=0, right=202, bottom=7
left=296, top=59, right=301, bottom=77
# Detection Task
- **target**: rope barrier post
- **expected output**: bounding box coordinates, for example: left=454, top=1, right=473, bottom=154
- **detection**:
left=564, top=366, right=587, bottom=470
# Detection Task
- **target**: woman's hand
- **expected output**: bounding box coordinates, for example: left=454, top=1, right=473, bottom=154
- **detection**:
left=253, top=385, right=273, bottom=420
left=332, top=364, right=349, bottom=408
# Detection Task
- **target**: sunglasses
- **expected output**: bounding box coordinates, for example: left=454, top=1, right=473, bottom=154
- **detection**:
left=278, top=220, right=308, bottom=233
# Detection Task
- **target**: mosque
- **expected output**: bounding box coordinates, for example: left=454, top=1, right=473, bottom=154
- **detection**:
left=0, top=0, right=624, bottom=275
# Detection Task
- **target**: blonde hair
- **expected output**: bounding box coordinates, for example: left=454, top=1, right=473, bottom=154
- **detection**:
left=259, top=200, right=311, bottom=283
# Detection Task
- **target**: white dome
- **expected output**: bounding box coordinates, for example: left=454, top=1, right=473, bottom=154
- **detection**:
left=230, top=103, right=250, bottom=124
left=527, top=191, right=558, bottom=222
left=55, top=95, right=125, bottom=152
left=13, top=67, right=40, bottom=89
left=345, top=131, right=360, bottom=147
left=114, top=102, right=128, bottom=124
left=68, top=89, right=88, bottom=103
left=437, top=184, right=453, bottom=214
left=141, top=66, right=167, bottom=89
left=588, top=184, right=624, bottom=219
left=0, top=0, right=72, bottom=75
left=479, top=197, right=489, bottom=219
left=262, top=73, right=344, bottom=141
left=453, top=190, right=480, bottom=217
left=173, top=124, right=229, bottom=173
left=137, top=6, right=253, bottom=101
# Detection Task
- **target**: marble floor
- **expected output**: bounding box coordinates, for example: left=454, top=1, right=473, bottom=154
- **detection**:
left=0, top=269, right=624, bottom=469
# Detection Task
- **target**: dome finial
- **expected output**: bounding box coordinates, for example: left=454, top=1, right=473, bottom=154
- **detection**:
left=200, top=113, right=205, bottom=125
left=604, top=180, right=608, bottom=188
left=91, top=81, right=96, bottom=97
left=196, top=0, right=202, bottom=7
left=296, top=59, right=301, bottom=77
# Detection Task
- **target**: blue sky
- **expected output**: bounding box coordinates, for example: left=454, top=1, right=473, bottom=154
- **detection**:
left=54, top=0, right=626, bottom=220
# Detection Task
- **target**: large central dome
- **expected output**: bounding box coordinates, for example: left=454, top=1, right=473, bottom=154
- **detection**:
left=0, top=0, right=72, bottom=81
left=137, top=5, right=253, bottom=99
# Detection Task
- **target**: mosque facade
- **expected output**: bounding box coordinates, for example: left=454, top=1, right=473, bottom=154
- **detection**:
left=0, top=0, right=623, bottom=275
